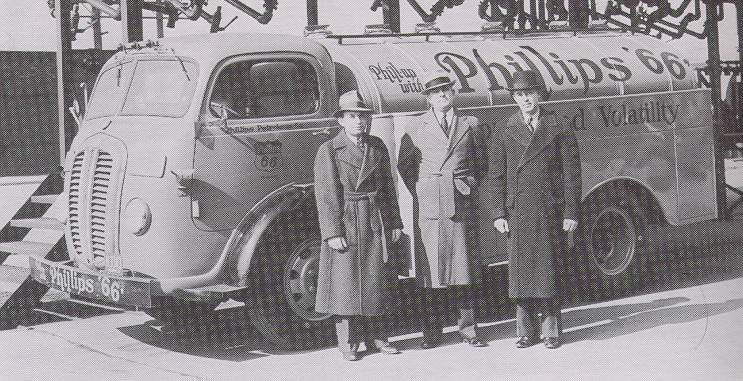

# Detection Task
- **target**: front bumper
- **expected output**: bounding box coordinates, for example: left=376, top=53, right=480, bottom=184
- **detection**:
left=29, top=257, right=163, bottom=308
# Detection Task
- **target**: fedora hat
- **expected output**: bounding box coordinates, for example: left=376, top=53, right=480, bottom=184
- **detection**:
left=420, top=70, right=456, bottom=94
left=507, top=70, right=546, bottom=92
left=334, top=90, right=373, bottom=117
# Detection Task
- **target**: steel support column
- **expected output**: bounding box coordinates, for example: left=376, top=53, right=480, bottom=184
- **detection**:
left=307, top=0, right=318, bottom=26
left=121, top=0, right=144, bottom=43
left=92, top=7, right=103, bottom=49
left=156, top=0, right=165, bottom=38
left=55, top=0, right=73, bottom=164
left=569, top=0, right=589, bottom=29
left=383, top=0, right=400, bottom=33
left=706, top=2, right=727, bottom=218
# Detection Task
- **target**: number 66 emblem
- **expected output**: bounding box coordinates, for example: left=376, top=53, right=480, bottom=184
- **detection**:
left=255, top=140, right=283, bottom=172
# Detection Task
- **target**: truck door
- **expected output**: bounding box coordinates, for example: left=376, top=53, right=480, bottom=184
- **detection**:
left=193, top=54, right=338, bottom=231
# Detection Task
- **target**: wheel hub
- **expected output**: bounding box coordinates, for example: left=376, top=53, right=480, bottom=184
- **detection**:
left=284, top=239, right=330, bottom=321
left=590, top=206, right=636, bottom=276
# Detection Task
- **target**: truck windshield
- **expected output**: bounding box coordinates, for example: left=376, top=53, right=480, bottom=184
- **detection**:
left=86, top=61, right=135, bottom=120
left=121, top=59, right=198, bottom=117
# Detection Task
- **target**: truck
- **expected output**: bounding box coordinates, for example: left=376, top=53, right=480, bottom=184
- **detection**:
left=28, top=28, right=715, bottom=349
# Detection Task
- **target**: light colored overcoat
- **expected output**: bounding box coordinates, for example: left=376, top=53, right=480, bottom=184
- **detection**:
left=398, top=109, right=484, bottom=289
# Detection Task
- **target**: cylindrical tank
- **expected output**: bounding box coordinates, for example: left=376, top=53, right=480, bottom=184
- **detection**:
left=321, top=31, right=697, bottom=114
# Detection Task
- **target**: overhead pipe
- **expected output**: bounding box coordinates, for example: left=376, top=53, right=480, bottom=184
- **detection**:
left=84, top=0, right=121, bottom=20
left=223, top=0, right=277, bottom=24
left=162, top=0, right=202, bottom=20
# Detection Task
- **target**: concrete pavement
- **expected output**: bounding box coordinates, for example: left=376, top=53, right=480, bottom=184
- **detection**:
left=1, top=256, right=741, bottom=381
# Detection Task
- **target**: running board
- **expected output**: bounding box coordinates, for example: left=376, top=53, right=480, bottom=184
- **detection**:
left=171, top=284, right=246, bottom=304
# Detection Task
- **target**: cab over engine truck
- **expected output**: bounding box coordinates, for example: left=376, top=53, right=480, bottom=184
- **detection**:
left=29, top=30, right=715, bottom=349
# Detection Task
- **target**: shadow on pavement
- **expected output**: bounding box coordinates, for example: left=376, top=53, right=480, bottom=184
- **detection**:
left=564, top=297, right=743, bottom=343
left=117, top=307, right=331, bottom=361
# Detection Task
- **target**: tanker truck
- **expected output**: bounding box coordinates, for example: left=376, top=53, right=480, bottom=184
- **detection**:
left=28, top=28, right=715, bottom=349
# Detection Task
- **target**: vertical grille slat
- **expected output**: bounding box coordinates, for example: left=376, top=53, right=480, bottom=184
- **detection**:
left=67, top=149, right=117, bottom=270
left=68, top=151, right=85, bottom=258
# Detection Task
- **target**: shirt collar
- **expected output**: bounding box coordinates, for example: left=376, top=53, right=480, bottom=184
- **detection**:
left=344, top=130, right=366, bottom=146
left=434, top=108, right=454, bottom=126
left=523, top=107, right=540, bottom=125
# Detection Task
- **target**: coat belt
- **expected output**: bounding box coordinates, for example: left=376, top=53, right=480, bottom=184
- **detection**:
left=343, top=191, right=389, bottom=263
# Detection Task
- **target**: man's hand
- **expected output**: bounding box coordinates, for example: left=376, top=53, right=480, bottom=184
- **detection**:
left=563, top=219, right=578, bottom=232
left=391, top=228, right=402, bottom=243
left=493, top=218, right=509, bottom=233
left=327, top=236, right=348, bottom=251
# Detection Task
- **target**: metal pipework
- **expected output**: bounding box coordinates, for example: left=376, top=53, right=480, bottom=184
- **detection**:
left=162, top=0, right=202, bottom=20
left=223, top=0, right=277, bottom=24
left=84, top=0, right=121, bottom=20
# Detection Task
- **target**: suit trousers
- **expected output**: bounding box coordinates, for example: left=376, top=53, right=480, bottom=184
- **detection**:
left=420, top=286, right=478, bottom=342
left=515, top=297, right=562, bottom=339
left=334, top=315, right=389, bottom=353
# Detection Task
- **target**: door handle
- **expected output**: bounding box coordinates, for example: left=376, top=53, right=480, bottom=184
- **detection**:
left=312, top=127, right=331, bottom=136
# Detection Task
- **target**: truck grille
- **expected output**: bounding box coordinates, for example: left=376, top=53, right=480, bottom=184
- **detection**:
left=67, top=148, right=118, bottom=270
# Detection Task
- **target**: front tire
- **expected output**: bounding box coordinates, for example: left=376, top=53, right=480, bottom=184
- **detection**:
left=244, top=208, right=335, bottom=350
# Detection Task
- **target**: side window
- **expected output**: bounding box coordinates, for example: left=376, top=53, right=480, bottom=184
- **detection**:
left=208, top=58, right=319, bottom=120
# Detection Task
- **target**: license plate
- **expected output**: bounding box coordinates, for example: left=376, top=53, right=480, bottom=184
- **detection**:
left=30, top=259, right=154, bottom=307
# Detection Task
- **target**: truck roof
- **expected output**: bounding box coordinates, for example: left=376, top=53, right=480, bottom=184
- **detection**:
left=102, top=31, right=701, bottom=116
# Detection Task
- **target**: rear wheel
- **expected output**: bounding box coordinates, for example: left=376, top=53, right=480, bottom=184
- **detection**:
left=575, top=184, right=649, bottom=300
left=244, top=207, right=335, bottom=350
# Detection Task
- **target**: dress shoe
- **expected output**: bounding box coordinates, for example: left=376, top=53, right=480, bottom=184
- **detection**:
left=461, top=336, right=488, bottom=347
left=544, top=337, right=561, bottom=349
left=515, top=336, right=539, bottom=348
left=341, top=351, right=360, bottom=361
left=365, top=341, right=401, bottom=354
left=420, top=339, right=439, bottom=349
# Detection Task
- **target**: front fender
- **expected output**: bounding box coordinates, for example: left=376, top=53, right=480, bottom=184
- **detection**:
left=226, top=183, right=315, bottom=286
left=157, top=183, right=314, bottom=293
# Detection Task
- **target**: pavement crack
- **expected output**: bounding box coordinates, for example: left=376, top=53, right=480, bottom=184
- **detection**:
left=29, top=327, right=204, bottom=380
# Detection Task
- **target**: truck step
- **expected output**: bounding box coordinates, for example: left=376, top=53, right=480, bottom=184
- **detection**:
left=30, top=194, right=60, bottom=205
left=10, top=218, right=64, bottom=231
left=0, top=241, right=55, bottom=256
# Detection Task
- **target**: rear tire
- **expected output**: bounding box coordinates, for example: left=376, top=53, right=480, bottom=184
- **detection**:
left=576, top=184, right=649, bottom=300
left=244, top=207, right=335, bottom=351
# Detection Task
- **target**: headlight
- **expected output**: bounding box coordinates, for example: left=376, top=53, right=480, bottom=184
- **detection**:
left=123, top=198, right=152, bottom=236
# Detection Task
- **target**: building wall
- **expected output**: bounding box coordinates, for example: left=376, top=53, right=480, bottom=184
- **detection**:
left=0, top=49, right=113, bottom=176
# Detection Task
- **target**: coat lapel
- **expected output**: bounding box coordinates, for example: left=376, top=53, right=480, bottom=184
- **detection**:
left=423, top=109, right=450, bottom=147
left=517, top=112, right=561, bottom=170
left=356, top=137, right=381, bottom=189
left=505, top=113, right=533, bottom=148
left=441, top=113, right=472, bottom=168
left=332, top=132, right=362, bottom=189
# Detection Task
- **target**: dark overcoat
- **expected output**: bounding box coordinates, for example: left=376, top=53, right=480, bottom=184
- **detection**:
left=398, top=109, right=484, bottom=289
left=314, top=131, right=403, bottom=316
left=490, top=109, right=582, bottom=298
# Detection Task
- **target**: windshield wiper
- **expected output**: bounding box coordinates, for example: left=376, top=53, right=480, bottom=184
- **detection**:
left=171, top=48, right=191, bottom=81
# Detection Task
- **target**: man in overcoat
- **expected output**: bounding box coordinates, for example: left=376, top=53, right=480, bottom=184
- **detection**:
left=397, top=70, right=487, bottom=349
left=490, top=70, right=582, bottom=349
left=314, top=90, right=403, bottom=361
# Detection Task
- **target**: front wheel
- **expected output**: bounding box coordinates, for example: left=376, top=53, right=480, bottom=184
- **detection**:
left=244, top=209, right=335, bottom=350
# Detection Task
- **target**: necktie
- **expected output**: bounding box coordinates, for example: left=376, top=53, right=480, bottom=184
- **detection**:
left=526, top=116, right=534, bottom=133
left=441, top=115, right=449, bottom=137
